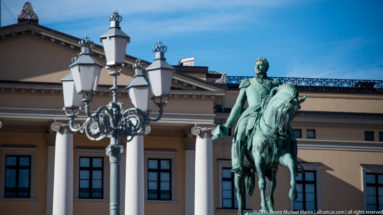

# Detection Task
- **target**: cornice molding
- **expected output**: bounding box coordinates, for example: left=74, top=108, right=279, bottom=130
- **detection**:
left=0, top=107, right=216, bottom=125
left=0, top=81, right=224, bottom=99
left=173, top=73, right=225, bottom=92
left=0, top=88, right=220, bottom=101
left=299, top=92, right=383, bottom=100
left=216, top=111, right=383, bottom=126
left=298, top=140, right=383, bottom=152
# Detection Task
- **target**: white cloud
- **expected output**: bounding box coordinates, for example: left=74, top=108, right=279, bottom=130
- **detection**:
left=31, top=0, right=292, bottom=20
left=2, top=0, right=296, bottom=26
left=125, top=10, right=250, bottom=39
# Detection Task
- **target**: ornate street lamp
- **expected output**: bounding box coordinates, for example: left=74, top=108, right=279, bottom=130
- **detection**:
left=61, top=74, right=82, bottom=111
left=61, top=11, right=174, bottom=215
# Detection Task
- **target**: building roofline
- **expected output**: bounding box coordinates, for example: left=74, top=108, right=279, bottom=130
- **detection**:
left=0, top=23, right=149, bottom=65
left=173, top=71, right=227, bottom=90
left=226, top=76, right=383, bottom=94
left=227, top=76, right=383, bottom=88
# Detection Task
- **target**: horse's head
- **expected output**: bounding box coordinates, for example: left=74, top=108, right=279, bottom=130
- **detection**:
left=263, top=84, right=305, bottom=136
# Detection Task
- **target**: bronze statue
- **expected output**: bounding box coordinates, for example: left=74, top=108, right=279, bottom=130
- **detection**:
left=212, top=58, right=305, bottom=214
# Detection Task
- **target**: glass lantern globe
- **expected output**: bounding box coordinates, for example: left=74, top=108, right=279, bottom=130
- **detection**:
left=145, top=41, right=174, bottom=97
left=100, top=11, right=130, bottom=66
left=61, top=74, right=82, bottom=108
left=126, top=59, right=152, bottom=112
left=69, top=37, right=102, bottom=93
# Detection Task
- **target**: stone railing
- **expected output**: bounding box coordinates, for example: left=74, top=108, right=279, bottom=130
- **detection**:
left=226, top=76, right=383, bottom=89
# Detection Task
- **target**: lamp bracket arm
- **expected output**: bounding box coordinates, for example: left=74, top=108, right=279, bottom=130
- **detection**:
left=68, top=117, right=88, bottom=133
left=140, top=101, right=165, bottom=123
left=82, top=92, right=94, bottom=117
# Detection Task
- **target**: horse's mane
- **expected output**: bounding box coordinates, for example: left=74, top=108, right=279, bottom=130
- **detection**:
left=277, top=84, right=298, bottom=98
left=262, top=84, right=297, bottom=110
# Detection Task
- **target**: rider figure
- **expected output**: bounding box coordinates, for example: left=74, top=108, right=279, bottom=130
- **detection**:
left=212, top=57, right=281, bottom=175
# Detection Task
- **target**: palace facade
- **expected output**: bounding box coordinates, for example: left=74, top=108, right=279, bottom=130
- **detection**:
left=1, top=3, right=383, bottom=215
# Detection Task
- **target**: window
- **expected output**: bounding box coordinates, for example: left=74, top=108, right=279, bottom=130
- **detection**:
left=0, top=146, right=36, bottom=199
left=74, top=148, right=108, bottom=201
left=365, top=173, right=383, bottom=211
left=365, top=131, right=374, bottom=141
left=218, top=160, right=250, bottom=209
left=294, top=129, right=302, bottom=138
left=4, top=155, right=31, bottom=198
left=145, top=150, right=176, bottom=202
left=222, top=167, right=240, bottom=208
left=79, top=157, right=104, bottom=199
left=379, top=132, right=383, bottom=141
left=306, top=129, right=316, bottom=139
left=294, top=170, right=317, bottom=211
left=147, top=159, right=171, bottom=200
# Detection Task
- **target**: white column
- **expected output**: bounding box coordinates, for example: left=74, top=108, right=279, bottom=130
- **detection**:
left=192, top=125, right=214, bottom=215
left=125, top=136, right=144, bottom=215
left=51, top=122, right=73, bottom=215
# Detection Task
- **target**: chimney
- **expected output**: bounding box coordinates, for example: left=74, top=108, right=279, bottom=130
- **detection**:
left=178, top=57, right=194, bottom=66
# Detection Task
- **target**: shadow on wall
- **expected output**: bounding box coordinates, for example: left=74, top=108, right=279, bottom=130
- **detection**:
left=318, top=162, right=363, bottom=210
left=253, top=160, right=365, bottom=211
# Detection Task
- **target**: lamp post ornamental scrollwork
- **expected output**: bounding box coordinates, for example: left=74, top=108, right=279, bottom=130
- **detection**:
left=61, top=11, right=174, bottom=215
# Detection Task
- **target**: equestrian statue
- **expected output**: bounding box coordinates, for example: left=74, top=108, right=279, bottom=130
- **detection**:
left=212, top=58, right=305, bottom=214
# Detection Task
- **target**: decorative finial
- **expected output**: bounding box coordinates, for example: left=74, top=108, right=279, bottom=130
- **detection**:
left=109, top=11, right=122, bottom=28
left=133, top=59, right=146, bottom=76
left=17, top=2, right=39, bottom=24
left=79, top=36, right=94, bottom=55
left=152, top=40, right=167, bottom=59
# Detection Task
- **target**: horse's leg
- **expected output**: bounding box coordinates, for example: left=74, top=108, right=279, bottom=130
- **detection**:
left=253, top=152, right=267, bottom=212
left=279, top=153, right=297, bottom=201
left=234, top=173, right=244, bottom=215
left=266, top=167, right=277, bottom=211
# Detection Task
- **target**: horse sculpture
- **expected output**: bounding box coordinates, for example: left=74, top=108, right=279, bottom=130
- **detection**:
left=234, top=84, right=305, bottom=214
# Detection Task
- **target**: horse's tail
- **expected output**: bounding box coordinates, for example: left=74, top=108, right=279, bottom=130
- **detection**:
left=244, top=147, right=256, bottom=196
left=245, top=172, right=255, bottom=196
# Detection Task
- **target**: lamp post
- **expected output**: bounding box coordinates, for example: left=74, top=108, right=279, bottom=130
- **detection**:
left=61, top=11, right=174, bottom=215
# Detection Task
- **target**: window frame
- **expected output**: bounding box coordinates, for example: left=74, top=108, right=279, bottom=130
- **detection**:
left=379, top=132, right=383, bottom=142
left=293, top=129, right=302, bottom=139
left=365, top=173, right=383, bottom=211
left=78, top=157, right=104, bottom=199
left=144, top=150, right=176, bottom=203
left=362, top=165, right=383, bottom=211
left=4, top=155, right=32, bottom=198
left=306, top=129, right=316, bottom=139
left=217, top=159, right=251, bottom=210
left=147, top=158, right=172, bottom=201
left=74, top=148, right=109, bottom=202
left=0, top=146, right=37, bottom=200
left=294, top=170, right=317, bottom=211
left=290, top=162, right=321, bottom=211
left=221, top=167, right=238, bottom=209
left=365, top=131, right=375, bottom=141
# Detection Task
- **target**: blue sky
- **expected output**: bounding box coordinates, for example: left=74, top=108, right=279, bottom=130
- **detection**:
left=2, top=0, right=383, bottom=80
